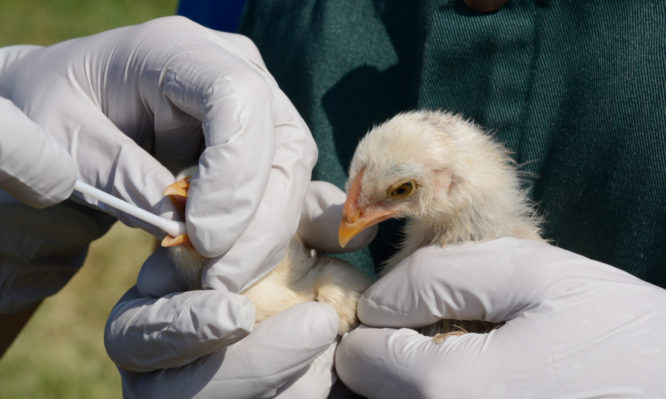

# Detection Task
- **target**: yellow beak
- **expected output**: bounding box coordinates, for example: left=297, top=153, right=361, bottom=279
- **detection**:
left=338, top=170, right=398, bottom=248
left=162, top=177, right=191, bottom=201
left=161, top=175, right=192, bottom=248
left=338, top=207, right=398, bottom=248
left=161, top=233, right=191, bottom=247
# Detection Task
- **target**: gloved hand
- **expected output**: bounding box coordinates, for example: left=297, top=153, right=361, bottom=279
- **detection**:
left=0, top=97, right=75, bottom=207
left=0, top=16, right=317, bottom=293
left=336, top=238, right=666, bottom=398
left=105, top=181, right=377, bottom=398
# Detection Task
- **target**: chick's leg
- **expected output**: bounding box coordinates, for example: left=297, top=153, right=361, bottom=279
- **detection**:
left=421, top=319, right=503, bottom=344
left=311, top=258, right=372, bottom=335
left=431, top=330, right=467, bottom=345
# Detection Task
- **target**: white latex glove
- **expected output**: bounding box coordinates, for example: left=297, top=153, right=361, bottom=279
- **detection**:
left=105, top=181, right=376, bottom=398
left=0, top=97, right=75, bottom=207
left=0, top=16, right=317, bottom=293
left=0, top=98, right=87, bottom=314
left=336, top=238, right=666, bottom=398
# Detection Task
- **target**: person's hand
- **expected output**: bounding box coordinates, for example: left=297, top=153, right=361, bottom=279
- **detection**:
left=0, top=97, right=75, bottom=207
left=105, top=182, right=377, bottom=398
left=0, top=16, right=317, bottom=292
left=336, top=238, right=666, bottom=398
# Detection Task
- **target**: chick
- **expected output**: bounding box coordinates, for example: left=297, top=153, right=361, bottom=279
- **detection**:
left=338, top=110, right=543, bottom=342
left=162, top=166, right=371, bottom=335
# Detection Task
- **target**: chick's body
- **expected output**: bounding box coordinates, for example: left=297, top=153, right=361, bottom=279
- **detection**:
left=340, top=110, right=543, bottom=339
left=166, top=166, right=371, bottom=335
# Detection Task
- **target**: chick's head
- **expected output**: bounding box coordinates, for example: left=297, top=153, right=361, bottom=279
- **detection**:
left=339, top=110, right=517, bottom=248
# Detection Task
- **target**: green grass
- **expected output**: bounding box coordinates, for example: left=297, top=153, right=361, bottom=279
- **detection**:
left=0, top=1, right=178, bottom=397
left=0, top=0, right=179, bottom=46
left=0, top=224, right=156, bottom=399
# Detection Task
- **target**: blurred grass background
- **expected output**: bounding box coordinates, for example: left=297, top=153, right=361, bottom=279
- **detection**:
left=0, top=1, right=178, bottom=46
left=0, top=1, right=179, bottom=398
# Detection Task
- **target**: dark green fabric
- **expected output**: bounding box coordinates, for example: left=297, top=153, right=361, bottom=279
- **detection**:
left=239, top=0, right=666, bottom=287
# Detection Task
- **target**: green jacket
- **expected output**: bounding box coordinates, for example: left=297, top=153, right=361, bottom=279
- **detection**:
left=239, top=0, right=666, bottom=286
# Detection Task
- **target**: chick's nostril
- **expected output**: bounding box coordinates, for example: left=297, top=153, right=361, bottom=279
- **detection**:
left=343, top=208, right=360, bottom=224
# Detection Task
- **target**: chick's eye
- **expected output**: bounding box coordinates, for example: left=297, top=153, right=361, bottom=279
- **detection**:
left=388, top=180, right=415, bottom=199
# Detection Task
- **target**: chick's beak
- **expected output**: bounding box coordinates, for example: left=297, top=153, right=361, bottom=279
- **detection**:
left=161, top=176, right=192, bottom=248
left=338, top=171, right=398, bottom=248
left=163, top=177, right=191, bottom=214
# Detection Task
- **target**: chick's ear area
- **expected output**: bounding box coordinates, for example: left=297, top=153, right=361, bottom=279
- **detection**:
left=433, top=168, right=455, bottom=195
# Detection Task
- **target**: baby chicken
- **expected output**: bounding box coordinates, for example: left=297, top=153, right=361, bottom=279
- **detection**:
left=162, top=166, right=371, bottom=335
left=338, top=110, right=543, bottom=342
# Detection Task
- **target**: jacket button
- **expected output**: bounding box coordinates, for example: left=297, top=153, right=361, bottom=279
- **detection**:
left=464, top=0, right=507, bottom=13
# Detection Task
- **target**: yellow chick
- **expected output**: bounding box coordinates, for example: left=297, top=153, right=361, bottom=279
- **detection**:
left=162, top=166, right=371, bottom=335
left=338, top=110, right=544, bottom=341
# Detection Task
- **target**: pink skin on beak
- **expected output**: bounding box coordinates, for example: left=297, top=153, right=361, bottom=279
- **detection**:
left=338, top=169, right=399, bottom=248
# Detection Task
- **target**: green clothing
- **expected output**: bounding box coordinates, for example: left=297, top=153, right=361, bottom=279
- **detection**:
left=240, top=0, right=666, bottom=286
